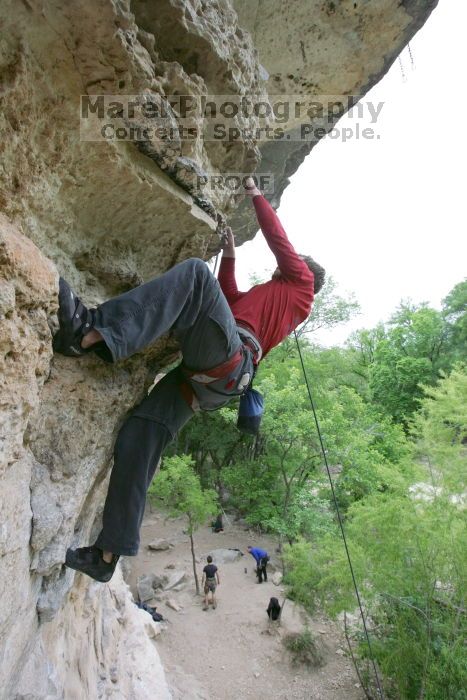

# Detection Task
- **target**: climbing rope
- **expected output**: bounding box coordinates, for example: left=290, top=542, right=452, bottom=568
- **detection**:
left=212, top=252, right=220, bottom=277
left=293, top=331, right=385, bottom=700
left=408, top=42, right=415, bottom=70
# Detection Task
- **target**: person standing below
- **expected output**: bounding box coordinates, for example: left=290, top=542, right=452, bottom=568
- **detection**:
left=211, top=513, right=224, bottom=533
left=266, top=597, right=282, bottom=622
left=202, top=555, right=220, bottom=610
left=247, top=545, right=269, bottom=583
left=55, top=176, right=325, bottom=582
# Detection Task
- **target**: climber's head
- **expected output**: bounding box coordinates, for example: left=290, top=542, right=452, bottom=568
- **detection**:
left=300, top=255, right=326, bottom=294
left=271, top=256, right=326, bottom=294
left=207, top=555, right=213, bottom=563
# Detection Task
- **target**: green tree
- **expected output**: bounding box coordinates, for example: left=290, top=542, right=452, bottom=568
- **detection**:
left=148, top=455, right=218, bottom=594
left=442, top=279, right=467, bottom=363
left=222, top=347, right=409, bottom=538
left=273, top=277, right=360, bottom=362
left=298, top=276, right=360, bottom=338
left=221, top=369, right=324, bottom=542
left=368, top=303, right=447, bottom=424
left=169, top=406, right=243, bottom=494
left=284, top=368, right=467, bottom=699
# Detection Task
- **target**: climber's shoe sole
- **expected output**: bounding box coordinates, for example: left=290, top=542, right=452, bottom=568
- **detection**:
left=65, top=545, right=119, bottom=583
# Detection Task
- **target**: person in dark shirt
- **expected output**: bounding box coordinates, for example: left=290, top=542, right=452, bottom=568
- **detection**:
left=266, top=597, right=281, bottom=622
left=58, top=177, right=325, bottom=583
left=211, top=513, right=224, bottom=533
left=202, top=555, right=220, bottom=610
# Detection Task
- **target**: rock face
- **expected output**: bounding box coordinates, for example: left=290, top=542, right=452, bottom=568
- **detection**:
left=0, top=0, right=437, bottom=697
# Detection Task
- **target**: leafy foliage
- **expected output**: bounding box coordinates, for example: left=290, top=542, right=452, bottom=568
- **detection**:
left=283, top=629, right=324, bottom=667
left=148, top=455, right=218, bottom=593
left=149, top=454, right=218, bottom=533
left=297, top=276, right=360, bottom=337
left=366, top=303, right=447, bottom=423
left=442, top=279, right=467, bottom=363
left=284, top=369, right=467, bottom=699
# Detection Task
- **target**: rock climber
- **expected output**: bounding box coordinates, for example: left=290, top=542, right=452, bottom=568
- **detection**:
left=56, top=176, right=326, bottom=582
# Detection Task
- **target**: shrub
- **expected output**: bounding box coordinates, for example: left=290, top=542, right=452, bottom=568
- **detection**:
left=283, top=629, right=324, bottom=668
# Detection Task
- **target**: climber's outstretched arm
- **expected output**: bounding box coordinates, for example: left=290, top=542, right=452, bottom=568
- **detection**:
left=244, top=177, right=312, bottom=284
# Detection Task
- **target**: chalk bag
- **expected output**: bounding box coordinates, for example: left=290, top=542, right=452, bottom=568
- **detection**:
left=237, top=387, right=264, bottom=435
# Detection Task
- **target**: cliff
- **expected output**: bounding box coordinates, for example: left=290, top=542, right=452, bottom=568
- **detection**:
left=0, top=1, right=437, bottom=697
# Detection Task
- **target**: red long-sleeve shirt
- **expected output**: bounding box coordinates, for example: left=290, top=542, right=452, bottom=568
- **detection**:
left=218, top=195, right=314, bottom=358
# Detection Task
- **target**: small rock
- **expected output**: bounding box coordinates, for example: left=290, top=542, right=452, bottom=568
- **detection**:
left=271, top=571, right=283, bottom=586
left=166, top=599, right=182, bottom=612
left=148, top=538, right=172, bottom=551
left=335, top=648, right=345, bottom=656
left=254, top=672, right=260, bottom=679
left=165, top=563, right=176, bottom=569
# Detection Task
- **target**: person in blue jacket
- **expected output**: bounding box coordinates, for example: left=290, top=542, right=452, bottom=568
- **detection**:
left=247, top=545, right=270, bottom=583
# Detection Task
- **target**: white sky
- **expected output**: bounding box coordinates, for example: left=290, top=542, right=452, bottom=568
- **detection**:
left=234, top=1, right=466, bottom=346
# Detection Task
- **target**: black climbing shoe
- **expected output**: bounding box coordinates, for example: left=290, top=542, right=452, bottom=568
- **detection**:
left=53, top=277, right=93, bottom=357
left=65, top=545, right=119, bottom=583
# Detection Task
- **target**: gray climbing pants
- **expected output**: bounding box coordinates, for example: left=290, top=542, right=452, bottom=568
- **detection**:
left=93, top=258, right=252, bottom=556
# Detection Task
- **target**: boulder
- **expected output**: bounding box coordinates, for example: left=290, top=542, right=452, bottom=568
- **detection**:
left=163, top=570, right=187, bottom=591
left=137, top=573, right=168, bottom=602
left=207, top=548, right=244, bottom=564
left=272, top=571, right=283, bottom=586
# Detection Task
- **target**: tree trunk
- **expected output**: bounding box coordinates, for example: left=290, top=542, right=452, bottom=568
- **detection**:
left=189, top=531, right=200, bottom=595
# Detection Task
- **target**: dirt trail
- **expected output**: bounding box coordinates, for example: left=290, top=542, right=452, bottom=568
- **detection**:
left=127, top=509, right=364, bottom=700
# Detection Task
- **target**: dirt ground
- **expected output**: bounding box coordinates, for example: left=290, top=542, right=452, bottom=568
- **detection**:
left=127, top=509, right=365, bottom=700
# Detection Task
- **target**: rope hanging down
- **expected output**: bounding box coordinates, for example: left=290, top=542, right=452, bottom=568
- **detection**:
left=293, top=331, right=385, bottom=700
left=212, top=252, right=220, bottom=277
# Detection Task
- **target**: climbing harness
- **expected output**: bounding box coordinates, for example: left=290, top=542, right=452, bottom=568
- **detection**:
left=236, top=324, right=263, bottom=364
left=294, top=330, right=385, bottom=700
left=181, top=344, right=254, bottom=412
